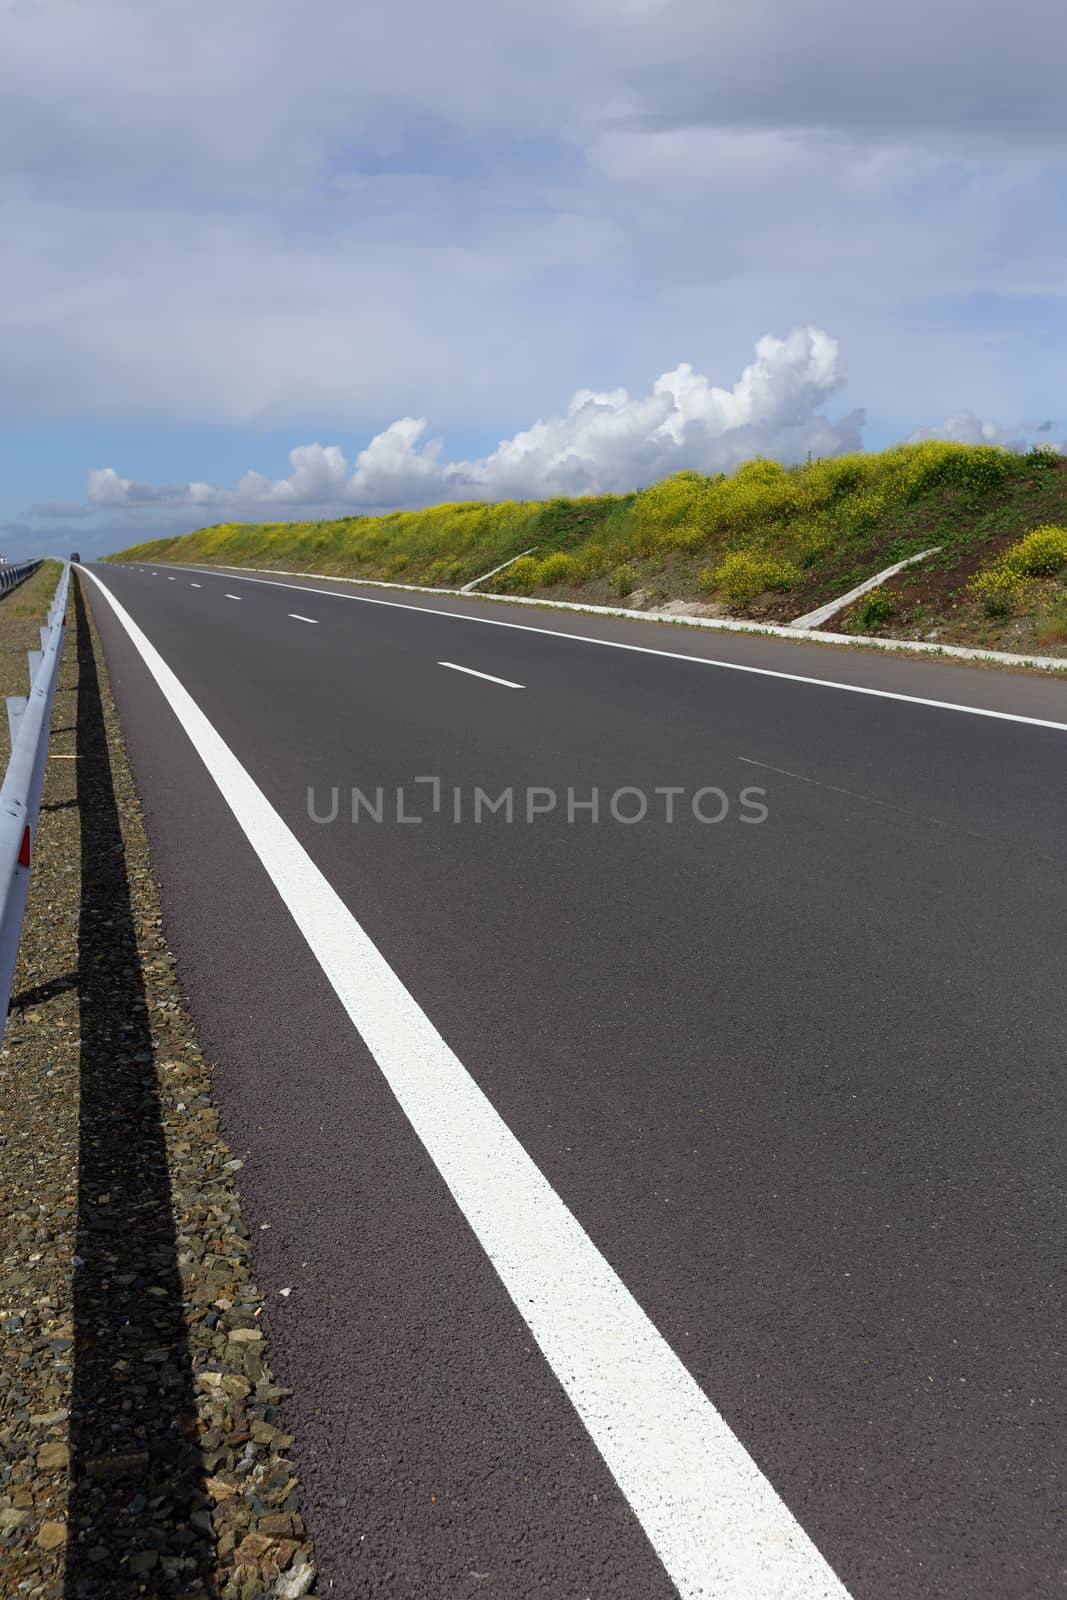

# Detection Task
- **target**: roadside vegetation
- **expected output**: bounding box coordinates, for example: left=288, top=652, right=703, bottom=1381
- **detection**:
left=109, top=443, right=1067, bottom=654
left=1, top=557, right=62, bottom=620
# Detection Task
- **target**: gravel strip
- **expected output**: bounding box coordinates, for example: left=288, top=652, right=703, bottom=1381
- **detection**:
left=0, top=574, right=316, bottom=1598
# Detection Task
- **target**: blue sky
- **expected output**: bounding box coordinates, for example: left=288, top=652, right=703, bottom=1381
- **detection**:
left=3, top=0, right=1066, bottom=559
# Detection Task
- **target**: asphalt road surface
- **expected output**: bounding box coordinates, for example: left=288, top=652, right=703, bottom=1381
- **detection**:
left=83, top=561, right=1067, bottom=1599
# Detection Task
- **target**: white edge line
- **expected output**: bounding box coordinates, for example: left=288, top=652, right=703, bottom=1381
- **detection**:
left=439, top=660, right=524, bottom=689
left=126, top=564, right=1067, bottom=733
left=132, top=557, right=1067, bottom=674
left=288, top=613, right=318, bottom=624
left=81, top=564, right=852, bottom=1600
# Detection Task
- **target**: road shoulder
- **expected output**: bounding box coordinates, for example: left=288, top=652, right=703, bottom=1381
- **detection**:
left=0, top=574, right=316, bottom=1599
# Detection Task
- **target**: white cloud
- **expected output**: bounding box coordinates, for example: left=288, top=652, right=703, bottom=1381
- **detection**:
left=905, top=410, right=1067, bottom=454
left=87, top=327, right=866, bottom=511
left=86, top=468, right=182, bottom=506
left=1, top=0, right=1066, bottom=441
left=85, top=326, right=1066, bottom=524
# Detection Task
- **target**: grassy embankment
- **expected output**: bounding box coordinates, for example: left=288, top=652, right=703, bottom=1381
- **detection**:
left=109, top=443, right=1067, bottom=654
left=1, top=558, right=62, bottom=620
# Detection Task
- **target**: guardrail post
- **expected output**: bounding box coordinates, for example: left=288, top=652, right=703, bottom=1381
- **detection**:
left=27, top=649, right=42, bottom=684
left=6, top=696, right=27, bottom=746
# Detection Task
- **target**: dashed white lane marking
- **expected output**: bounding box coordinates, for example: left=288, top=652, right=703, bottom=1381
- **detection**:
left=147, top=566, right=1067, bottom=735
left=167, top=575, right=176, bottom=581
left=191, top=583, right=202, bottom=588
left=439, top=660, right=524, bottom=689
left=84, top=566, right=853, bottom=1600
left=224, top=594, right=241, bottom=600
left=288, top=613, right=318, bottom=624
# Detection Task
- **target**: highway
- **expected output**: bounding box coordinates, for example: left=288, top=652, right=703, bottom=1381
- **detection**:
left=83, top=560, right=1067, bottom=1599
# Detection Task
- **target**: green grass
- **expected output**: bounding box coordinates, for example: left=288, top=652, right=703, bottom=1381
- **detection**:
left=111, top=495, right=637, bottom=591
left=107, top=442, right=1067, bottom=622
left=0, top=559, right=63, bottom=619
left=1034, top=598, right=1067, bottom=649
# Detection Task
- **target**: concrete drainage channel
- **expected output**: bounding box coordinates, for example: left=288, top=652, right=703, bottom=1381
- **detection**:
left=445, top=539, right=923, bottom=620
left=788, top=547, right=942, bottom=630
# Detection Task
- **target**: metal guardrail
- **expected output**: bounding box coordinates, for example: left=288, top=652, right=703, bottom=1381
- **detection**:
left=0, top=559, right=43, bottom=599
left=0, top=562, right=71, bottom=1042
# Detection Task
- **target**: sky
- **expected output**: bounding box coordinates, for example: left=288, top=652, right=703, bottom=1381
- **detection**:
left=3, top=0, right=1066, bottom=559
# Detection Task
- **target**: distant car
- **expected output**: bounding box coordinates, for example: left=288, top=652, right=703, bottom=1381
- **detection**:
left=70, top=552, right=81, bottom=563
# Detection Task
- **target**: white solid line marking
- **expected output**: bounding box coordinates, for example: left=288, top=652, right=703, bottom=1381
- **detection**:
left=224, top=594, right=241, bottom=600
left=82, top=567, right=851, bottom=1600
left=288, top=613, right=318, bottom=624
left=439, top=660, right=524, bottom=689
left=157, top=567, right=1067, bottom=735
